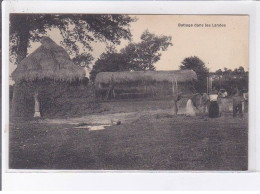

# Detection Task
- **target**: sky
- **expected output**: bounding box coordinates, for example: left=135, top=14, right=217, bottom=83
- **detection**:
left=10, top=15, right=249, bottom=80
left=128, top=15, right=249, bottom=72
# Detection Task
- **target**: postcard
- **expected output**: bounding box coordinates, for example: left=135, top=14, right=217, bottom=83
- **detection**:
left=7, top=14, right=249, bottom=171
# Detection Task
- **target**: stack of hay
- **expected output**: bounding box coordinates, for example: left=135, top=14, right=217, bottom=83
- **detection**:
left=12, top=37, right=85, bottom=82
left=95, top=70, right=198, bottom=99
left=11, top=37, right=91, bottom=118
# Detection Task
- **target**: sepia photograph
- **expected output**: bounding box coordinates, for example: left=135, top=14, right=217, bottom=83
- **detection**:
left=8, top=14, right=249, bottom=171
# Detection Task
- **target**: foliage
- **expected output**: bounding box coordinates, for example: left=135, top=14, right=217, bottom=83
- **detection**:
left=212, top=66, right=248, bottom=95
left=72, top=53, right=94, bottom=68
left=233, top=66, right=245, bottom=75
left=120, top=30, right=173, bottom=70
left=90, top=52, right=127, bottom=81
left=217, top=66, right=246, bottom=76
left=215, top=69, right=223, bottom=75
left=90, top=30, right=172, bottom=81
left=10, top=14, right=136, bottom=66
left=179, top=56, right=209, bottom=93
left=212, top=79, right=248, bottom=96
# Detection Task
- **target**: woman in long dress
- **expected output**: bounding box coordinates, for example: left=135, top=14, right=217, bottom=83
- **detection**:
left=208, top=88, right=220, bottom=118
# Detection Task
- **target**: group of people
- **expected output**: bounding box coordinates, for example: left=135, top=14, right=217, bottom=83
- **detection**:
left=173, top=87, right=247, bottom=118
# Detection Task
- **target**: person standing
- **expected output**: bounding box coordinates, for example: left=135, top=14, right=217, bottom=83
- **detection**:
left=233, top=88, right=243, bottom=117
left=201, top=93, right=210, bottom=115
left=171, top=79, right=182, bottom=115
left=106, top=75, right=116, bottom=100
left=242, top=90, right=248, bottom=113
left=172, top=92, right=182, bottom=115
left=208, top=88, right=220, bottom=118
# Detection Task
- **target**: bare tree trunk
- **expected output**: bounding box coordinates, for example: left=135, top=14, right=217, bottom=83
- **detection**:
left=16, top=15, right=30, bottom=64
left=11, top=17, right=30, bottom=117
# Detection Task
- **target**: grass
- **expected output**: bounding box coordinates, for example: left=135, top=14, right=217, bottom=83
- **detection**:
left=9, top=99, right=248, bottom=170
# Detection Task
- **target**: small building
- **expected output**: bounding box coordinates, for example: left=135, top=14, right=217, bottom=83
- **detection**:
left=94, top=70, right=198, bottom=100
left=11, top=37, right=87, bottom=118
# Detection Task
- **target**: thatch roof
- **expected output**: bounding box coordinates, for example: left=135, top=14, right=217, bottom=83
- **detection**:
left=12, top=37, right=86, bottom=82
left=95, top=70, right=197, bottom=84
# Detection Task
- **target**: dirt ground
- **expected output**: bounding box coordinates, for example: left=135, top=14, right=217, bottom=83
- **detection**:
left=9, top=98, right=248, bottom=170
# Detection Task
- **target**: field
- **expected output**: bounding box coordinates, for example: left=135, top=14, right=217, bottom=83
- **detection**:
left=9, top=98, right=248, bottom=170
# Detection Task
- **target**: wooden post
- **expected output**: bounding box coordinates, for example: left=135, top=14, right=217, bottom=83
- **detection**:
left=172, top=78, right=179, bottom=115
left=208, top=77, right=212, bottom=94
left=175, top=77, right=178, bottom=92
left=207, top=77, right=209, bottom=95
left=34, top=91, right=41, bottom=118
left=172, top=79, right=175, bottom=95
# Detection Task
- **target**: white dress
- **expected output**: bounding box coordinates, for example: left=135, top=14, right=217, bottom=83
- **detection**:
left=186, top=99, right=196, bottom=116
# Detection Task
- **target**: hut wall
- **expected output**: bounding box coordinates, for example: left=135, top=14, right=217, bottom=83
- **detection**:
left=11, top=83, right=35, bottom=118
left=10, top=79, right=96, bottom=118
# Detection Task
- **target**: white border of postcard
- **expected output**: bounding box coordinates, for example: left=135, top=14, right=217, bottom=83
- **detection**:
left=2, top=0, right=260, bottom=190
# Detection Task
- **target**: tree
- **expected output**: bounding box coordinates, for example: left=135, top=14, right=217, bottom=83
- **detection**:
left=10, top=14, right=136, bottom=66
left=223, top=67, right=232, bottom=76
left=120, top=30, right=172, bottom=70
left=215, top=69, right=223, bottom=75
left=72, top=53, right=94, bottom=68
left=90, top=30, right=172, bottom=81
left=180, top=56, right=209, bottom=93
left=212, top=66, right=248, bottom=95
left=237, top=66, right=245, bottom=75
left=90, top=51, right=129, bottom=81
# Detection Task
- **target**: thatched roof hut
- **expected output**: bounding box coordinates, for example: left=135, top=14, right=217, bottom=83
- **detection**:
left=12, top=36, right=85, bottom=82
left=95, top=70, right=197, bottom=85
left=11, top=37, right=87, bottom=118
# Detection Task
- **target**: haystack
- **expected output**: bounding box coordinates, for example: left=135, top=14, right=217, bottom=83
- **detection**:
left=95, top=70, right=197, bottom=99
left=95, top=70, right=197, bottom=85
left=11, top=37, right=86, bottom=118
left=12, top=37, right=85, bottom=82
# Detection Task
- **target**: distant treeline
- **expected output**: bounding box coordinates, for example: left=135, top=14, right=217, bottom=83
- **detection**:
left=211, top=66, right=248, bottom=95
